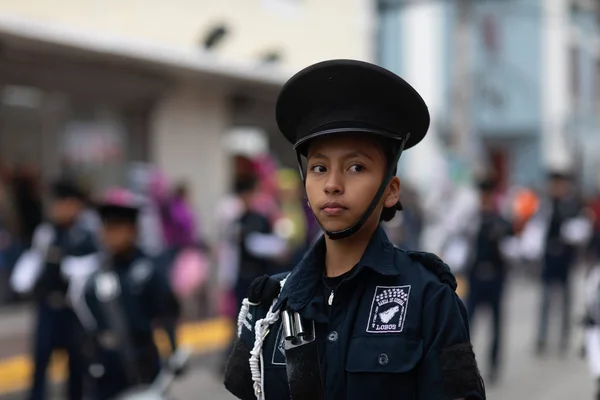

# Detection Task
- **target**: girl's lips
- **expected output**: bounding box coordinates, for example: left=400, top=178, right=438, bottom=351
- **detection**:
left=321, top=202, right=348, bottom=216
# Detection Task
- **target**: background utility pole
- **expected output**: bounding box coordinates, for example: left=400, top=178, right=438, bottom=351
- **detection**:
left=451, top=0, right=474, bottom=166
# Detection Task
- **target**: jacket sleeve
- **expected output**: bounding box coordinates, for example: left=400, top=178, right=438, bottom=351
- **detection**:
left=224, top=274, right=285, bottom=400
left=417, top=284, right=486, bottom=400
left=10, top=223, right=54, bottom=294
left=224, top=303, right=260, bottom=400
left=147, top=264, right=181, bottom=320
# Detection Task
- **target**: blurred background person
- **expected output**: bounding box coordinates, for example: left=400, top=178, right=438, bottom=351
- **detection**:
left=0, top=159, right=22, bottom=304
left=160, top=180, right=209, bottom=327
left=464, top=175, right=515, bottom=385
left=67, top=187, right=180, bottom=400
left=12, top=164, right=43, bottom=248
left=587, top=182, right=600, bottom=266
left=10, top=180, right=98, bottom=400
left=273, top=168, right=309, bottom=271
left=220, top=174, right=287, bottom=372
left=521, top=171, right=591, bottom=356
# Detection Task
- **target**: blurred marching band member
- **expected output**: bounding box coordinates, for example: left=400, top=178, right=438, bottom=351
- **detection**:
left=11, top=180, right=98, bottom=400
left=63, top=187, right=180, bottom=400
left=520, top=170, right=592, bottom=355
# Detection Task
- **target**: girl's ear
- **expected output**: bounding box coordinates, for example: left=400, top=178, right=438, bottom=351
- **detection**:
left=384, top=176, right=401, bottom=208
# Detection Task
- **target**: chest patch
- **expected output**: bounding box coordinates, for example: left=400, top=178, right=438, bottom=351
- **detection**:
left=69, top=228, right=86, bottom=246
left=271, top=324, right=286, bottom=365
left=366, top=285, right=411, bottom=334
left=130, top=261, right=153, bottom=284
left=95, top=271, right=121, bottom=302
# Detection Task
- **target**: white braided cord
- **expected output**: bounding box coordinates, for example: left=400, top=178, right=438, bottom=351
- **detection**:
left=248, top=276, right=288, bottom=400
left=237, top=298, right=259, bottom=338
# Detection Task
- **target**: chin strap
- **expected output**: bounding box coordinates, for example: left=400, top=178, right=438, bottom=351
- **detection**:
left=295, top=134, right=408, bottom=240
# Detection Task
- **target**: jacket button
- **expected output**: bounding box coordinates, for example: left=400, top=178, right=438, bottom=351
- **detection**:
left=378, top=353, right=389, bottom=366
left=327, top=331, right=339, bottom=342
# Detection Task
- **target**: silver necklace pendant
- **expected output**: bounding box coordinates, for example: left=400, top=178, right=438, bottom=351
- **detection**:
left=328, top=290, right=334, bottom=306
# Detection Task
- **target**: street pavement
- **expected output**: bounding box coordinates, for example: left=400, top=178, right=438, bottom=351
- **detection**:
left=1, top=269, right=596, bottom=399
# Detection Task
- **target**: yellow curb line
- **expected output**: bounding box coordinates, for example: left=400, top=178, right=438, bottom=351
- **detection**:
left=0, top=317, right=233, bottom=395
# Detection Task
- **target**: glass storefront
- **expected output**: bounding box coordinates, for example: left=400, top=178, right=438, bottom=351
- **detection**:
left=0, top=84, right=148, bottom=198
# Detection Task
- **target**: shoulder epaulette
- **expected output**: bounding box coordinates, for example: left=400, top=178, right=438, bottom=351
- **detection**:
left=407, top=251, right=458, bottom=291
left=247, top=273, right=287, bottom=305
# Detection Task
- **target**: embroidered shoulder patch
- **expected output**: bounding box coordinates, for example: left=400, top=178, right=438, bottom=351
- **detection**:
left=242, top=309, right=253, bottom=332
left=366, top=285, right=411, bottom=334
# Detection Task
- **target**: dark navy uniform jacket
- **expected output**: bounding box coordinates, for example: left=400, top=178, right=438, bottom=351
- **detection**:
left=79, top=249, right=180, bottom=398
left=228, top=226, right=485, bottom=400
left=543, top=196, right=582, bottom=282
left=34, top=222, right=98, bottom=306
left=468, top=212, right=513, bottom=281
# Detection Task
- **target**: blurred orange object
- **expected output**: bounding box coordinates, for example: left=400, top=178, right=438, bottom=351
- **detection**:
left=455, top=275, right=469, bottom=300
left=588, top=197, right=600, bottom=229
left=512, top=188, right=539, bottom=233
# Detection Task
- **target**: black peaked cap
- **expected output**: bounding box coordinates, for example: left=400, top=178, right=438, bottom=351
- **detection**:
left=275, top=59, right=430, bottom=152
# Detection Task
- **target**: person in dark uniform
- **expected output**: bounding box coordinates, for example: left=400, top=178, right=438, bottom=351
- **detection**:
left=224, top=60, right=485, bottom=400
left=536, top=171, right=584, bottom=355
left=69, top=188, right=180, bottom=400
left=221, top=175, right=288, bottom=373
left=233, top=175, right=287, bottom=309
left=11, top=180, right=98, bottom=400
left=465, top=177, right=513, bottom=384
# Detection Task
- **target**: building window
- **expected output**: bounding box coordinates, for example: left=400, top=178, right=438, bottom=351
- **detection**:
left=595, top=60, right=600, bottom=113
left=570, top=46, right=580, bottom=105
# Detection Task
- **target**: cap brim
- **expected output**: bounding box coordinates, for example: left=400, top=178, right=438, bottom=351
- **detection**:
left=294, top=126, right=405, bottom=154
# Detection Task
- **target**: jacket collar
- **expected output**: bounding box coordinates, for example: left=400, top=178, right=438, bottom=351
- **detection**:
left=274, top=225, right=399, bottom=312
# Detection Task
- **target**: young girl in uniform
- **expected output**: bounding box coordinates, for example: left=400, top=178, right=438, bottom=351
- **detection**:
left=224, top=60, right=485, bottom=400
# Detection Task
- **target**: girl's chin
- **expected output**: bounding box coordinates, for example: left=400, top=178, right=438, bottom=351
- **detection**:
left=318, top=220, right=353, bottom=234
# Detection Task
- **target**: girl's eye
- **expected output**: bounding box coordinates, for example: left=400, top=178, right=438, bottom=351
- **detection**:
left=310, top=165, right=327, bottom=174
left=349, top=164, right=365, bottom=173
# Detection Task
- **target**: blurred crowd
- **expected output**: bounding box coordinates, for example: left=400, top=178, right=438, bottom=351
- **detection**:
left=5, top=145, right=600, bottom=394
left=0, top=153, right=323, bottom=318
left=4, top=152, right=600, bottom=322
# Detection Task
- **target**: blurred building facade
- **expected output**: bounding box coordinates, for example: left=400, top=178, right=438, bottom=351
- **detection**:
left=379, top=0, right=600, bottom=194
left=0, top=0, right=375, bottom=70
left=0, top=0, right=376, bottom=238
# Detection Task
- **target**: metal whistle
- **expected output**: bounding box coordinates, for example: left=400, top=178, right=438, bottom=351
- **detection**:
left=281, top=310, right=325, bottom=400
left=282, top=310, right=315, bottom=349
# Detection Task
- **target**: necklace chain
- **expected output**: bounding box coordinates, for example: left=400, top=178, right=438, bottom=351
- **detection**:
left=321, top=274, right=344, bottom=292
left=322, top=274, right=344, bottom=306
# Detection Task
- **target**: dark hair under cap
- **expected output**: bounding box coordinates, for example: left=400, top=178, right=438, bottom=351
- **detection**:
left=97, top=205, right=139, bottom=224
left=548, top=170, right=571, bottom=181
left=377, top=137, right=402, bottom=222
left=51, top=179, right=86, bottom=201
left=234, top=175, right=258, bottom=195
left=476, top=177, right=497, bottom=192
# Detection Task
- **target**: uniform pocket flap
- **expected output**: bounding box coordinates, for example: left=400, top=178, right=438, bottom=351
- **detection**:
left=346, top=335, right=423, bottom=374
